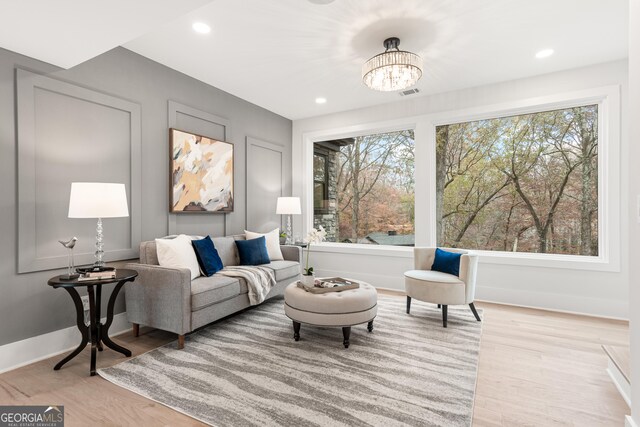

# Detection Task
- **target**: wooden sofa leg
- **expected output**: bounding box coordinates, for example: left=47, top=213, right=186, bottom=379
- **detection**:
left=132, top=323, right=139, bottom=337
left=406, top=296, right=412, bottom=314
left=178, top=335, right=185, bottom=350
left=442, top=305, right=448, bottom=328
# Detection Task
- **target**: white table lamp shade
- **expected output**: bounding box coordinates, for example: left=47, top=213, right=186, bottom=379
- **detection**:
left=68, top=182, right=129, bottom=218
left=276, top=197, right=301, bottom=215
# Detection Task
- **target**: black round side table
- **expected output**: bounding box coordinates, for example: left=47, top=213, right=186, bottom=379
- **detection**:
left=47, top=269, right=138, bottom=376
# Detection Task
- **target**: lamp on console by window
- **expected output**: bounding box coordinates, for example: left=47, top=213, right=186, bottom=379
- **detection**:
left=68, top=182, right=129, bottom=268
left=276, top=197, right=301, bottom=245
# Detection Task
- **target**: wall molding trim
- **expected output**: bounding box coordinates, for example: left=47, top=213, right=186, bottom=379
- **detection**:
left=246, top=136, right=285, bottom=232
left=16, top=68, right=142, bottom=273
left=0, top=313, right=130, bottom=374
left=167, top=100, right=232, bottom=236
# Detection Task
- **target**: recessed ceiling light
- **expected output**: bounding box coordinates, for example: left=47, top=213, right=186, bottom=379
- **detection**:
left=192, top=22, right=211, bottom=34
left=535, top=49, right=554, bottom=59
left=315, top=97, right=327, bottom=104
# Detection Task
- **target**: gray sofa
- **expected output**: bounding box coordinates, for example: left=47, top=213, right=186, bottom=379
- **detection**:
left=124, top=234, right=302, bottom=348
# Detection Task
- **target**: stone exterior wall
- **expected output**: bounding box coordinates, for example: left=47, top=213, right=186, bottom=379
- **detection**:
left=314, top=150, right=339, bottom=242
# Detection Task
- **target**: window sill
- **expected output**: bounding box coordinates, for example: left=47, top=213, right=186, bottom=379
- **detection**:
left=309, top=243, right=619, bottom=272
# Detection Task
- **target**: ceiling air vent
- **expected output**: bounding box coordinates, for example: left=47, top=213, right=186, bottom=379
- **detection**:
left=399, top=88, right=420, bottom=97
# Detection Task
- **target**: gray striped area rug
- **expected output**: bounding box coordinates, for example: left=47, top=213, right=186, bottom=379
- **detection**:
left=99, top=296, right=482, bottom=426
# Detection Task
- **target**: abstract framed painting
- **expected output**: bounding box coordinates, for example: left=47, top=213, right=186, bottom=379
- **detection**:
left=169, top=128, right=234, bottom=213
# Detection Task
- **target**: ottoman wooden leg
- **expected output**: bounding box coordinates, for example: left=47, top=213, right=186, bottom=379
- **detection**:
left=367, top=320, right=374, bottom=332
left=342, top=326, right=351, bottom=348
left=293, top=321, right=301, bottom=341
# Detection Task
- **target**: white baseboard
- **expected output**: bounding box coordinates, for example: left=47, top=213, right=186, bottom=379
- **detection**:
left=0, top=313, right=130, bottom=374
left=626, top=415, right=638, bottom=427
left=471, top=286, right=628, bottom=320
left=606, top=360, right=631, bottom=407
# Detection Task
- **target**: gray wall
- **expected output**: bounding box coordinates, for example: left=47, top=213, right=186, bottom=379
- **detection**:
left=0, top=46, right=292, bottom=346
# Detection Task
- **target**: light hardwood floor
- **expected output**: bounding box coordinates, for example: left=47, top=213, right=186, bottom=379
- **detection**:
left=0, top=295, right=629, bottom=426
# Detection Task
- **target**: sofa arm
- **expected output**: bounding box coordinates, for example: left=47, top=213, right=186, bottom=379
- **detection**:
left=281, top=245, right=302, bottom=263
left=124, top=263, right=192, bottom=335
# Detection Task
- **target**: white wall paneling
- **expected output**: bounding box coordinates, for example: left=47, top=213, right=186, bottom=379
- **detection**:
left=16, top=68, right=141, bottom=273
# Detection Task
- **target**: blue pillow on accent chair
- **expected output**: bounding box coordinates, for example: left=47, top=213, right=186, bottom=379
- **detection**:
left=192, top=236, right=224, bottom=276
left=235, top=236, right=271, bottom=266
left=431, top=248, right=462, bottom=276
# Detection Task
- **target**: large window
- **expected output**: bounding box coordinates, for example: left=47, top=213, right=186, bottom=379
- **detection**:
left=312, top=130, right=415, bottom=245
left=436, top=105, right=598, bottom=256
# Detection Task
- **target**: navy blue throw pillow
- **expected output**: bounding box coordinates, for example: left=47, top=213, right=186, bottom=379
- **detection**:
left=235, top=236, right=270, bottom=266
left=431, top=248, right=462, bottom=276
left=192, top=236, right=224, bottom=276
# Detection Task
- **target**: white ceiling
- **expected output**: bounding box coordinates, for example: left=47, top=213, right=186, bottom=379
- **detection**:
left=0, top=0, right=212, bottom=69
left=124, top=0, right=628, bottom=120
left=0, top=1, right=628, bottom=119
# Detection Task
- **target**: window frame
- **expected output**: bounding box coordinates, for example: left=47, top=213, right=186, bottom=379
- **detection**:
left=299, top=85, right=621, bottom=272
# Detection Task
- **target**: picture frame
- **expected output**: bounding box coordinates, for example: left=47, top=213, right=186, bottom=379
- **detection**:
left=169, top=128, right=234, bottom=213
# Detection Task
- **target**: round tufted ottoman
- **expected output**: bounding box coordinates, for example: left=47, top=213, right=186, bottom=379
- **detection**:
left=284, top=281, right=378, bottom=348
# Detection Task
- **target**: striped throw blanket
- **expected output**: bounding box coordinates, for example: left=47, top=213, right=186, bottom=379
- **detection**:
left=217, top=266, right=276, bottom=305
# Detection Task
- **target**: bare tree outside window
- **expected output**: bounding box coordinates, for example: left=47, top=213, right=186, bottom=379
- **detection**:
left=436, top=105, right=598, bottom=256
left=313, top=130, right=415, bottom=246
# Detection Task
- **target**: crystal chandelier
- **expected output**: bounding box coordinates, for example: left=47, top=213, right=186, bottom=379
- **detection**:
left=362, top=37, right=423, bottom=92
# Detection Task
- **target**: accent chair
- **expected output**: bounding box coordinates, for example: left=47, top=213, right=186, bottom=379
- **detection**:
left=404, top=247, right=481, bottom=327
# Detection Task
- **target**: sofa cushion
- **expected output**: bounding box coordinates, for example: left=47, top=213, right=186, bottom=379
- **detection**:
left=403, top=269, right=464, bottom=284
left=431, top=248, right=462, bottom=276
left=191, top=275, right=241, bottom=310
left=245, top=228, right=284, bottom=261
left=236, top=236, right=270, bottom=265
left=155, top=234, right=201, bottom=280
left=140, top=240, right=159, bottom=265
left=211, top=236, right=240, bottom=267
left=192, top=236, right=224, bottom=276
left=261, top=260, right=300, bottom=282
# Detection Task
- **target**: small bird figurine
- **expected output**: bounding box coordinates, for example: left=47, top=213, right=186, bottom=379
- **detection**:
left=58, top=237, right=79, bottom=280
left=59, top=237, right=78, bottom=249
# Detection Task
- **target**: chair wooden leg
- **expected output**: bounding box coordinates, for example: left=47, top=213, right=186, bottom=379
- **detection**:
left=132, top=323, right=139, bottom=337
left=178, top=334, right=185, bottom=350
left=406, top=296, right=412, bottom=314
left=442, top=305, right=448, bottom=328
left=469, top=303, right=481, bottom=321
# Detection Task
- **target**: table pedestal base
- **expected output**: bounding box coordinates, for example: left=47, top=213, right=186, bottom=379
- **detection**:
left=54, top=279, right=132, bottom=376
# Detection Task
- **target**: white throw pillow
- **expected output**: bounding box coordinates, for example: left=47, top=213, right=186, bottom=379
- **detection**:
left=244, top=228, right=283, bottom=261
left=155, top=234, right=201, bottom=280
